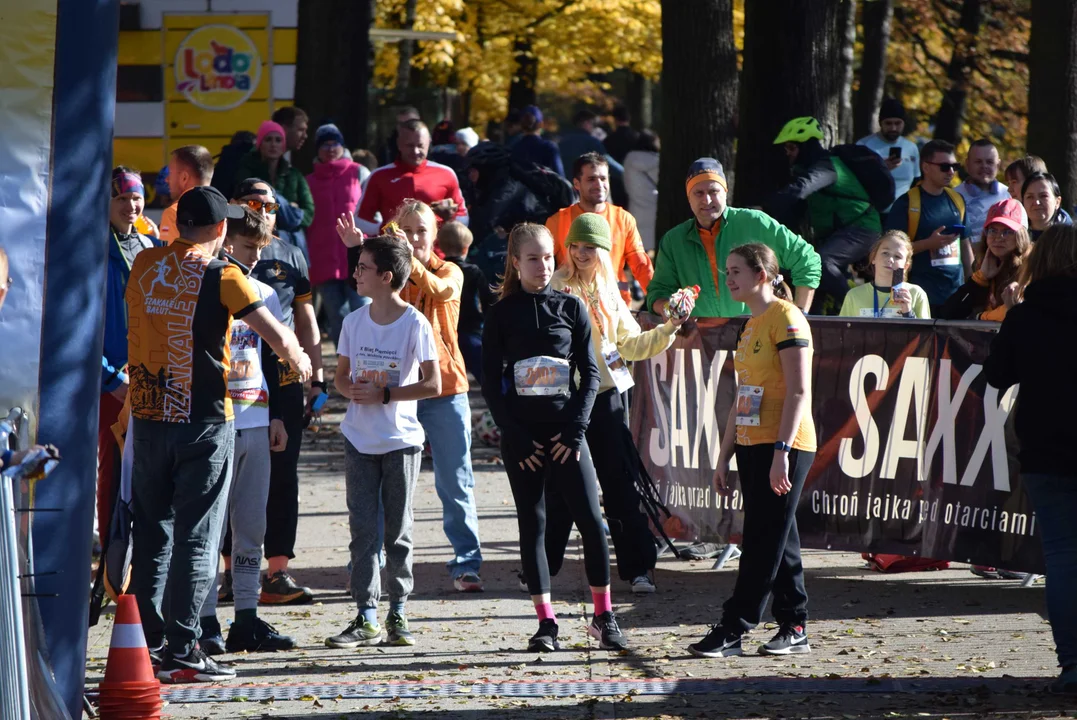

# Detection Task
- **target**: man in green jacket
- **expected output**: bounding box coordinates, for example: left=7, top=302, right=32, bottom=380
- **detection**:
left=648, top=158, right=820, bottom=318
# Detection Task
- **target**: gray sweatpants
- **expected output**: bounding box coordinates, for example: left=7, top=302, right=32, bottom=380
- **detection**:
left=202, top=427, right=272, bottom=616
left=344, top=441, right=421, bottom=610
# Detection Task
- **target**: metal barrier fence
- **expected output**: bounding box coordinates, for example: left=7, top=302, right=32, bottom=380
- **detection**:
left=1, top=406, right=32, bottom=719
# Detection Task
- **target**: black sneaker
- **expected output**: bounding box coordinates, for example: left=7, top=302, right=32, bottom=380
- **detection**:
left=149, top=643, right=166, bottom=668
left=385, top=611, right=415, bottom=646
left=517, top=571, right=529, bottom=593
left=679, top=542, right=724, bottom=560
left=156, top=645, right=236, bottom=683
left=528, top=619, right=560, bottom=652
left=324, top=615, right=382, bottom=649
left=260, top=571, right=314, bottom=605
left=687, top=625, right=742, bottom=658
left=759, top=624, right=810, bottom=655
left=199, top=615, right=226, bottom=656
left=1049, top=665, right=1077, bottom=695
left=588, top=611, right=628, bottom=650
left=226, top=617, right=296, bottom=652
left=218, top=570, right=233, bottom=604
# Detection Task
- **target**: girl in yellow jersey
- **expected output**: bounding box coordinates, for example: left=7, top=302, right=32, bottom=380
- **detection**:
left=688, top=243, right=816, bottom=659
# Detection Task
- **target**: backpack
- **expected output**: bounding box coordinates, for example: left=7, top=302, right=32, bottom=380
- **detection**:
left=511, top=162, right=576, bottom=216
left=830, top=144, right=896, bottom=211
left=906, top=185, right=966, bottom=240
left=862, top=553, right=950, bottom=573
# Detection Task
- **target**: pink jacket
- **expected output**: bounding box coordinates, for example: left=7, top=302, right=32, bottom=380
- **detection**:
left=306, top=158, right=361, bottom=286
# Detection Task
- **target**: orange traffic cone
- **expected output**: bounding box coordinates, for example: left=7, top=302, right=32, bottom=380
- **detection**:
left=96, top=595, right=162, bottom=719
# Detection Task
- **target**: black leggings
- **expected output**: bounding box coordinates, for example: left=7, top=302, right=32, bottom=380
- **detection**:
left=504, top=426, right=610, bottom=595
left=545, top=389, right=657, bottom=581
left=263, top=382, right=305, bottom=559
left=721, top=443, right=814, bottom=633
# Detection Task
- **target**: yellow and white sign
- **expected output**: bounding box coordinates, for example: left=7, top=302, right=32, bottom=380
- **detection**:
left=173, top=24, right=261, bottom=111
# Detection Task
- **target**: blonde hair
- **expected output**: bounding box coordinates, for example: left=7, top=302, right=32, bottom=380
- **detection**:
left=1020, top=224, right=1077, bottom=287
left=497, top=223, right=553, bottom=299
left=438, top=221, right=473, bottom=256
left=728, top=243, right=791, bottom=300
left=869, top=230, right=914, bottom=273
left=392, top=199, right=438, bottom=229
left=555, top=243, right=620, bottom=299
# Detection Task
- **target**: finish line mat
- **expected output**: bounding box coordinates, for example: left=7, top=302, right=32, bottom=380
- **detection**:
left=128, top=676, right=1042, bottom=704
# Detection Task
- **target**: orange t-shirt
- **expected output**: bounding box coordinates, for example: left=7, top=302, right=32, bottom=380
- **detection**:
left=400, top=255, right=469, bottom=397
left=547, top=203, right=654, bottom=299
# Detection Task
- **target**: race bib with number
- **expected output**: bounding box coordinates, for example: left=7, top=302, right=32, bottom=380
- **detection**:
left=228, top=324, right=263, bottom=391
left=602, top=344, right=634, bottom=393
left=930, top=240, right=961, bottom=267
left=514, top=356, right=571, bottom=397
left=735, top=384, right=764, bottom=426
left=352, top=355, right=402, bottom=389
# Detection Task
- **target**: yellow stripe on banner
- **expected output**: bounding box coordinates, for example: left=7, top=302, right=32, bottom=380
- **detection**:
left=0, top=0, right=58, bottom=431
left=273, top=28, right=296, bottom=64
left=109, top=624, right=149, bottom=650
left=119, top=31, right=162, bottom=65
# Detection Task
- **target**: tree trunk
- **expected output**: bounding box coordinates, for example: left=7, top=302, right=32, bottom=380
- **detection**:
left=932, top=0, right=985, bottom=144
left=838, top=0, right=857, bottom=143
left=1028, top=0, right=1077, bottom=210
left=854, top=0, right=893, bottom=139
left=508, top=37, right=538, bottom=111
left=395, top=0, right=418, bottom=96
left=734, top=0, right=844, bottom=207
left=293, top=0, right=373, bottom=172
left=655, top=0, right=738, bottom=246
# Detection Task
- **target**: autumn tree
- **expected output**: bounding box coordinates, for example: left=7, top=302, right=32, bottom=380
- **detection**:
left=931, top=0, right=985, bottom=144
left=655, top=0, right=738, bottom=244
left=837, top=0, right=857, bottom=143
left=293, top=0, right=374, bottom=171
left=733, top=0, right=845, bottom=207
left=1028, top=0, right=1077, bottom=209
left=853, top=0, right=893, bottom=139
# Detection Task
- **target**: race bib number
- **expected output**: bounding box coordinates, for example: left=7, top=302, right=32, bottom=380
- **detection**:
left=602, top=344, right=634, bottom=393
left=735, top=384, right=764, bottom=426
left=352, top=355, right=401, bottom=389
left=228, top=325, right=263, bottom=391
left=930, top=240, right=961, bottom=267
left=514, top=356, right=571, bottom=397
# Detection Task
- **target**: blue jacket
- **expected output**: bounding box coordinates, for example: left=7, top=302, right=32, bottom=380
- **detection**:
left=103, top=230, right=159, bottom=393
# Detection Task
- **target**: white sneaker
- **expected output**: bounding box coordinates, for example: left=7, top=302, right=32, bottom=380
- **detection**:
left=631, top=574, right=656, bottom=594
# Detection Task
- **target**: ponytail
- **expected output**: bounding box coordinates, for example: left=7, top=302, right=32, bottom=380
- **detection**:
left=729, top=242, right=791, bottom=299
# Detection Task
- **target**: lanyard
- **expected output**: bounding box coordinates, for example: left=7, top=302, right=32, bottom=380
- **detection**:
left=872, top=286, right=891, bottom=318
left=580, top=281, right=614, bottom=343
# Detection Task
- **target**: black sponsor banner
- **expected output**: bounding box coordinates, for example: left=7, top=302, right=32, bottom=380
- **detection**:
left=630, top=315, right=1044, bottom=573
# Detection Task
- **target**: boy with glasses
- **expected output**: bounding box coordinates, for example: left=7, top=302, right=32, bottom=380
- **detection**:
left=884, top=139, right=972, bottom=315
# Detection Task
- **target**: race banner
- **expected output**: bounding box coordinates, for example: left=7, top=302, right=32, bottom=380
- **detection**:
left=630, top=315, right=1044, bottom=574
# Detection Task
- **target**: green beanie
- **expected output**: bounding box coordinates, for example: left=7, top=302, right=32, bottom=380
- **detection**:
left=564, top=212, right=612, bottom=252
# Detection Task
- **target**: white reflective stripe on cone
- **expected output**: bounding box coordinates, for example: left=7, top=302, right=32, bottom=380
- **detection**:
left=110, top=623, right=148, bottom=649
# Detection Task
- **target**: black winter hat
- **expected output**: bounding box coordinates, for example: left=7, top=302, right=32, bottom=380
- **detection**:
left=879, top=98, right=906, bottom=123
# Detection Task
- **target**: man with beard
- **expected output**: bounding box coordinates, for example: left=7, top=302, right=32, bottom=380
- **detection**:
left=546, top=152, right=653, bottom=303
left=856, top=98, right=920, bottom=216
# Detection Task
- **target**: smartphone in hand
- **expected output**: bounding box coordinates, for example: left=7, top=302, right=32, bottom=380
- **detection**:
left=888, top=146, right=902, bottom=161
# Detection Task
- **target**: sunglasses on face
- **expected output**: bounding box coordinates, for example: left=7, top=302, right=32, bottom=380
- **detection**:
left=927, top=161, right=961, bottom=172
left=244, top=199, right=279, bottom=214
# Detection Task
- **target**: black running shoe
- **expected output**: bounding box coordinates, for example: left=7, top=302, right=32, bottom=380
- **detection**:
left=156, top=645, right=236, bottom=683
left=218, top=570, right=233, bottom=604
left=528, top=619, right=560, bottom=652
left=226, top=616, right=296, bottom=652
left=149, top=643, right=166, bottom=668
left=325, top=615, right=382, bottom=649
left=688, top=625, right=742, bottom=658
left=385, top=611, right=415, bottom=646
left=759, top=623, right=810, bottom=655
left=588, top=611, right=628, bottom=650
left=260, top=571, right=314, bottom=605
left=199, top=615, right=226, bottom=656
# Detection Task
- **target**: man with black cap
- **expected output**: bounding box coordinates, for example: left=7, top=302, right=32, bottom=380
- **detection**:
left=856, top=98, right=920, bottom=214
left=647, top=158, right=820, bottom=319
left=126, top=185, right=312, bottom=682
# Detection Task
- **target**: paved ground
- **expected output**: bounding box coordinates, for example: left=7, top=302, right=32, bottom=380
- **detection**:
left=86, top=352, right=1074, bottom=719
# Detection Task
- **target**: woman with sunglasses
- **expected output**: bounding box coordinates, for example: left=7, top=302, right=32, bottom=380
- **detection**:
left=236, top=120, right=316, bottom=259
left=306, top=123, right=367, bottom=347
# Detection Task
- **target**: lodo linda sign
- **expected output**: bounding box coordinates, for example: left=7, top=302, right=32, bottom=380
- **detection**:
left=629, top=315, right=1043, bottom=573
left=174, top=24, right=261, bottom=111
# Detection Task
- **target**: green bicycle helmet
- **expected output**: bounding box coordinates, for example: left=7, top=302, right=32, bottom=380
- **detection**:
left=774, top=116, right=824, bottom=144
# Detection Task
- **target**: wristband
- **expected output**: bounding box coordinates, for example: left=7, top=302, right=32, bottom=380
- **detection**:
left=311, top=380, right=326, bottom=390
left=774, top=441, right=793, bottom=453
left=382, top=386, right=391, bottom=405
left=1, top=449, right=11, bottom=467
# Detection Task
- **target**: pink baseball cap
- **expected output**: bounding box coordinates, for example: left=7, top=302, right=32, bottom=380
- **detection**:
left=984, top=198, right=1026, bottom=234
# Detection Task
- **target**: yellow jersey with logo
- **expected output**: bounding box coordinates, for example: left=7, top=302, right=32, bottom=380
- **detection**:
left=733, top=299, right=816, bottom=451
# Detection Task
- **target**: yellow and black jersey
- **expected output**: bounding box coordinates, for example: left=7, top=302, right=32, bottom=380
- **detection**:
left=126, top=239, right=263, bottom=423
left=733, top=298, right=816, bottom=451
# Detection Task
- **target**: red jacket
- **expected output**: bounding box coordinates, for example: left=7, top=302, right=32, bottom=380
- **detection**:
left=306, top=158, right=361, bottom=287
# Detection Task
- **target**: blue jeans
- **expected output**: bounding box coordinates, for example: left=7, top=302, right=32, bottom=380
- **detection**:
left=1022, top=474, right=1077, bottom=669
left=316, top=280, right=369, bottom=347
left=417, top=393, right=483, bottom=576
left=130, top=419, right=234, bottom=656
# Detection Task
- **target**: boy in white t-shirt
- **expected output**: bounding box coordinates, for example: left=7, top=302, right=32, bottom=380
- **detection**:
left=325, top=235, right=441, bottom=649
left=200, top=207, right=296, bottom=654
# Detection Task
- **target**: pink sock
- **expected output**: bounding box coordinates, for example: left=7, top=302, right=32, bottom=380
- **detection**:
left=535, top=602, right=556, bottom=621
left=592, top=590, right=612, bottom=614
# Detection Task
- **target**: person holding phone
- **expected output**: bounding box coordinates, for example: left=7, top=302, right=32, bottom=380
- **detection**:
left=885, top=139, right=972, bottom=316
left=687, top=243, right=816, bottom=659
left=839, top=230, right=930, bottom=319
left=856, top=98, right=920, bottom=214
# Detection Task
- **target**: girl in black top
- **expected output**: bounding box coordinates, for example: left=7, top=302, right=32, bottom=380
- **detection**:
left=481, top=223, right=627, bottom=653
